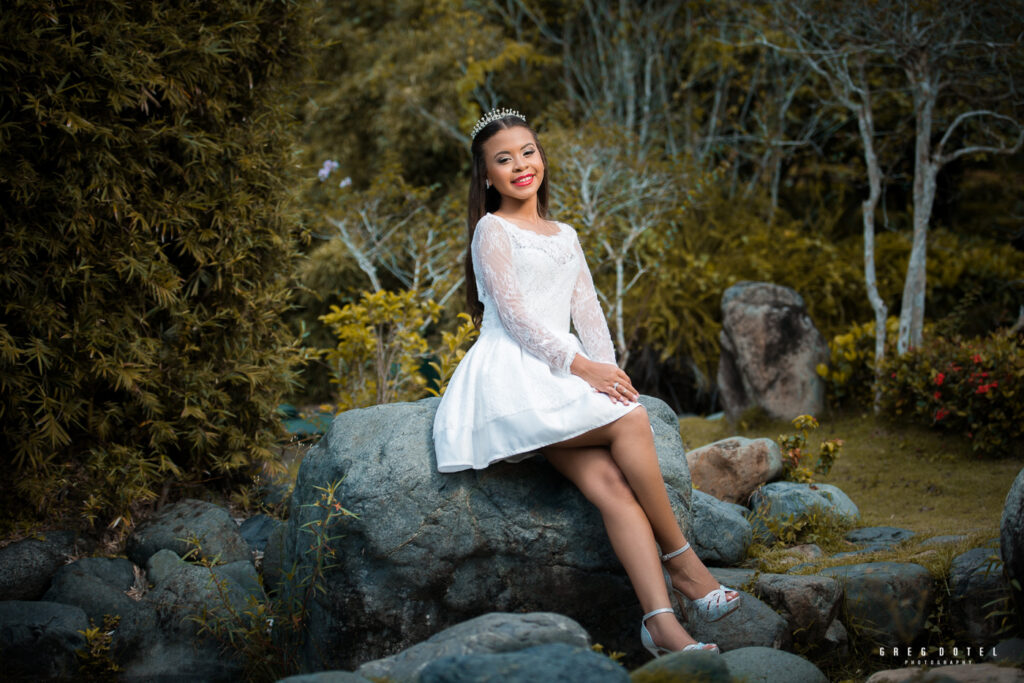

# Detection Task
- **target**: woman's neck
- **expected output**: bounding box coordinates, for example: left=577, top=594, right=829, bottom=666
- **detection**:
left=496, top=195, right=541, bottom=223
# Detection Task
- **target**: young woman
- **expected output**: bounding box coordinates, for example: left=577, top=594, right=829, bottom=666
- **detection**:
left=432, top=109, right=740, bottom=656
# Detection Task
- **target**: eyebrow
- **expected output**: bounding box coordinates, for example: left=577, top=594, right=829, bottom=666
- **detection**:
left=492, top=142, right=536, bottom=159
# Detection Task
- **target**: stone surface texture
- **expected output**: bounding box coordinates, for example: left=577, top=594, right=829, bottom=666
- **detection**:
left=721, top=645, right=828, bottom=683
left=866, top=663, right=1024, bottom=682
left=1001, top=466, right=1024, bottom=615
left=845, top=526, right=916, bottom=550
left=690, top=488, right=753, bottom=566
left=749, top=481, right=860, bottom=542
left=685, top=436, right=783, bottom=504
left=679, top=586, right=790, bottom=652
left=418, top=643, right=629, bottom=683
left=948, top=546, right=1007, bottom=644
left=126, top=498, right=251, bottom=566
left=716, top=281, right=829, bottom=421
left=755, top=573, right=842, bottom=649
left=819, top=561, right=935, bottom=647
left=355, top=612, right=590, bottom=682
left=630, top=649, right=732, bottom=683
left=286, top=396, right=693, bottom=670
left=0, top=530, right=78, bottom=601
left=0, top=600, right=88, bottom=679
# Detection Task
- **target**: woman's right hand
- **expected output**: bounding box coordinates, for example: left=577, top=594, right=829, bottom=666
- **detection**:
left=569, top=355, right=638, bottom=405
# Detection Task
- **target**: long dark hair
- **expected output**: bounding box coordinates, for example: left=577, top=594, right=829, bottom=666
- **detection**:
left=465, top=114, right=550, bottom=325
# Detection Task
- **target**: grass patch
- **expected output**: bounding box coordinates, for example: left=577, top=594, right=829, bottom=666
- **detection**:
left=679, top=409, right=1023, bottom=539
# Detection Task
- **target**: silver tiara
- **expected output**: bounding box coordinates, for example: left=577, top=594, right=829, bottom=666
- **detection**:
left=471, top=108, right=525, bottom=140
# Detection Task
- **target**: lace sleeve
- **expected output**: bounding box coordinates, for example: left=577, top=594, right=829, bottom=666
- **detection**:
left=473, top=219, right=577, bottom=375
left=570, top=235, right=617, bottom=365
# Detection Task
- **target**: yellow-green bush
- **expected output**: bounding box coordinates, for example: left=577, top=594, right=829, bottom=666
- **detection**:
left=0, top=0, right=313, bottom=532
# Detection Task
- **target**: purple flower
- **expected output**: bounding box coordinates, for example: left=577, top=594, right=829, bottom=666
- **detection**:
left=338, top=176, right=352, bottom=188
left=318, top=159, right=340, bottom=182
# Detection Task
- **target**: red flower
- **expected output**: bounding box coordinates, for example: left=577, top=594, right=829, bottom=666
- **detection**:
left=973, top=354, right=982, bottom=363
left=935, top=408, right=950, bottom=421
left=976, top=384, right=991, bottom=395
left=933, top=390, right=942, bottom=400
left=890, top=372, right=897, bottom=379
left=934, top=372, right=945, bottom=386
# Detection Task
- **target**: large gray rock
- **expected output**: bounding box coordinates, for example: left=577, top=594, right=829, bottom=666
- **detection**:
left=418, top=643, right=629, bottom=683
left=241, top=513, right=283, bottom=553
left=680, top=586, right=790, bottom=652
left=126, top=498, right=251, bottom=566
left=819, top=561, right=935, bottom=647
left=630, top=649, right=731, bottom=683
left=1001, top=467, right=1024, bottom=620
left=0, top=530, right=78, bottom=600
left=0, top=600, right=88, bottom=679
left=949, top=547, right=1007, bottom=644
left=42, top=556, right=158, bottom=661
left=355, top=612, right=590, bottom=682
left=278, top=674, right=372, bottom=683
left=286, top=396, right=693, bottom=670
left=749, top=481, right=859, bottom=542
left=690, top=488, right=753, bottom=566
left=755, top=573, right=841, bottom=650
left=716, top=281, right=829, bottom=421
left=686, top=436, right=783, bottom=504
left=722, top=646, right=828, bottom=682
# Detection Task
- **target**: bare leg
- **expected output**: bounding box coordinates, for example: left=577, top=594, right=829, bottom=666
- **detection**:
left=552, top=407, right=738, bottom=604
left=543, top=444, right=699, bottom=650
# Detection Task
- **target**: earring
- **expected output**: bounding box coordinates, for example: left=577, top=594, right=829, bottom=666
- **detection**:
left=485, top=179, right=491, bottom=189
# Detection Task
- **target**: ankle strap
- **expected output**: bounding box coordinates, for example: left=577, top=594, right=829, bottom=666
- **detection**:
left=642, top=607, right=676, bottom=624
left=660, top=542, right=690, bottom=562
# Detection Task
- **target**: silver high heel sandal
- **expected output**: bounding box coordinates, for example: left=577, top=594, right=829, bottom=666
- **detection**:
left=640, top=607, right=720, bottom=657
left=660, top=543, right=741, bottom=622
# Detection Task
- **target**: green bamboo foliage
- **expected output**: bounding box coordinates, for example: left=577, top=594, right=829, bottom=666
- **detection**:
left=0, top=0, right=313, bottom=531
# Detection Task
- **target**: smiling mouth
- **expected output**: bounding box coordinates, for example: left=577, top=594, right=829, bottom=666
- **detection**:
left=512, top=174, right=535, bottom=186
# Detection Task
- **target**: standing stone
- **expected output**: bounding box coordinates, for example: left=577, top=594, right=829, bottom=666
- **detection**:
left=716, top=282, right=829, bottom=421
left=686, top=436, right=783, bottom=504
left=1001, top=467, right=1024, bottom=622
left=418, top=643, right=629, bottom=683
left=284, top=395, right=693, bottom=671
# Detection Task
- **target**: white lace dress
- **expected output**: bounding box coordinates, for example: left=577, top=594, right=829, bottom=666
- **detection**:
left=433, top=212, right=639, bottom=472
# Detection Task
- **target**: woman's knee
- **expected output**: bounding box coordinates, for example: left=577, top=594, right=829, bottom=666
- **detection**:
left=581, top=460, right=637, bottom=509
left=613, top=405, right=651, bottom=437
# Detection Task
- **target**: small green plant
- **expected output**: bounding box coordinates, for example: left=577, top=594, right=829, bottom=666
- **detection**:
left=777, top=415, right=843, bottom=483
left=77, top=614, right=121, bottom=677
left=185, top=481, right=356, bottom=681
left=817, top=316, right=901, bottom=407
left=589, top=642, right=626, bottom=663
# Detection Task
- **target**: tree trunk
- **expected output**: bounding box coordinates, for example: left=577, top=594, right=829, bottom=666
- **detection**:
left=855, top=89, right=888, bottom=411
left=897, top=66, right=939, bottom=354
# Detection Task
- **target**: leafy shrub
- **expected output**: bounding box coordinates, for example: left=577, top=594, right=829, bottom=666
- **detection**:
left=879, top=332, right=1024, bottom=457
left=318, top=290, right=477, bottom=411
left=0, top=0, right=313, bottom=532
left=817, top=316, right=901, bottom=407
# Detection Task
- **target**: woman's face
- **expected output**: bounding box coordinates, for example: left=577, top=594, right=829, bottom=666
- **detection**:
left=482, top=126, right=544, bottom=203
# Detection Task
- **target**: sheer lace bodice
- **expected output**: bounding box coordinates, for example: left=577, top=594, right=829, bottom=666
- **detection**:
left=472, top=213, right=616, bottom=374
